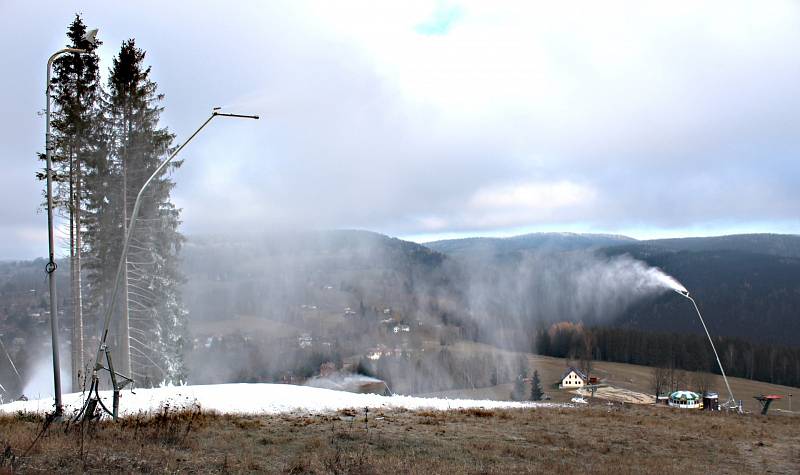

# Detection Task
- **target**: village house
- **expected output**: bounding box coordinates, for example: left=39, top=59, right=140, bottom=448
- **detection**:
left=559, top=367, right=588, bottom=389
left=297, top=333, right=313, bottom=348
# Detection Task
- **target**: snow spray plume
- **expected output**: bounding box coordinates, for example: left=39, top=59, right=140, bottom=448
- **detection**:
left=457, top=250, right=686, bottom=330
left=23, top=356, right=71, bottom=400
left=306, top=373, right=392, bottom=395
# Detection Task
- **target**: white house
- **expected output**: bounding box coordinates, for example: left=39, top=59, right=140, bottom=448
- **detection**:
left=560, top=367, right=588, bottom=389
left=298, top=333, right=313, bottom=349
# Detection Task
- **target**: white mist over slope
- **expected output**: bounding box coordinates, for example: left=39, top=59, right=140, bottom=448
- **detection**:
left=0, top=384, right=561, bottom=416
left=22, top=358, right=71, bottom=399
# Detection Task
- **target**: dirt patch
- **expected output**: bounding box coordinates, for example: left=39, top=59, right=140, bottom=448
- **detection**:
left=574, top=386, right=656, bottom=404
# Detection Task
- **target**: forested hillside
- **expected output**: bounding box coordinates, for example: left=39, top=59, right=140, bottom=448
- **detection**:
left=431, top=232, right=800, bottom=346
left=602, top=245, right=800, bottom=345
left=182, top=230, right=454, bottom=325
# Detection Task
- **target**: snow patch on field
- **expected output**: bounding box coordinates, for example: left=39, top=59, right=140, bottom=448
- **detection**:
left=0, top=383, right=562, bottom=416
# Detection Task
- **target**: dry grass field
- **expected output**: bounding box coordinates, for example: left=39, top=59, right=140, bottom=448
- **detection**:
left=0, top=404, right=797, bottom=474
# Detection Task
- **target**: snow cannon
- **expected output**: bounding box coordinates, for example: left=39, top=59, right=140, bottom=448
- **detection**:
left=676, top=287, right=739, bottom=412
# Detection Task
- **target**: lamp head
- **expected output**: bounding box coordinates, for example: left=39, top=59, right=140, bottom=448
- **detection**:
left=83, top=29, right=99, bottom=45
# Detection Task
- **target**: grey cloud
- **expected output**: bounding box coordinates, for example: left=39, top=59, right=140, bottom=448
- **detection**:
left=2, top=1, right=800, bottom=259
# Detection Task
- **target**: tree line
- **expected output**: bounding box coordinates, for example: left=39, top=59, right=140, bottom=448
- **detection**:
left=535, top=322, right=800, bottom=388
left=42, top=15, right=186, bottom=390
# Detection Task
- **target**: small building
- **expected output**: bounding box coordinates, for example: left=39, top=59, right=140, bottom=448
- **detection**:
left=668, top=390, right=702, bottom=409
left=297, top=333, right=313, bottom=348
left=560, top=367, right=588, bottom=389
left=703, top=391, right=719, bottom=411
left=306, top=373, right=391, bottom=396
left=393, top=324, right=411, bottom=334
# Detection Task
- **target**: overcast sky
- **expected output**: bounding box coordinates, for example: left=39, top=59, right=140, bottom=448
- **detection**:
left=2, top=1, right=800, bottom=259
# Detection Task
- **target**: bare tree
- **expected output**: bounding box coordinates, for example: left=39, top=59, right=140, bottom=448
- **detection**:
left=691, top=371, right=711, bottom=394
left=579, top=331, right=595, bottom=380
left=673, top=369, right=688, bottom=391
left=651, top=366, right=669, bottom=400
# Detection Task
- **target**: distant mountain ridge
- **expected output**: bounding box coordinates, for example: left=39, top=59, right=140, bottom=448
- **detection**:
left=427, top=232, right=800, bottom=258
left=643, top=233, right=800, bottom=258
left=427, top=232, right=636, bottom=256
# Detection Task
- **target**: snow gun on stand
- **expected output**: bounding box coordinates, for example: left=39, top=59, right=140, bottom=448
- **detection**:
left=674, top=288, right=741, bottom=412
left=74, top=108, right=258, bottom=422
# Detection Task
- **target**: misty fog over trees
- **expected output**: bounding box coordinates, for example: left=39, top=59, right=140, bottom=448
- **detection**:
left=3, top=224, right=800, bottom=401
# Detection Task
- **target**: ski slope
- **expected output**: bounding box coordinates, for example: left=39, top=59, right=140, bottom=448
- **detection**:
left=0, top=383, right=561, bottom=417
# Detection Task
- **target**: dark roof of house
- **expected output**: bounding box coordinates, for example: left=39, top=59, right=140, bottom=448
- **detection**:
left=560, top=367, right=587, bottom=381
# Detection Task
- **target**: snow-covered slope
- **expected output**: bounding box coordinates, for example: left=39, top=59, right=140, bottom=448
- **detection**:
left=0, top=383, right=561, bottom=417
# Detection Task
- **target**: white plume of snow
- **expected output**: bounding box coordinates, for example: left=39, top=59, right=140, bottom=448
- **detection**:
left=22, top=357, right=71, bottom=399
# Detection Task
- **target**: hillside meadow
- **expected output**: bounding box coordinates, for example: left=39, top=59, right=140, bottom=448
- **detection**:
left=0, top=404, right=797, bottom=473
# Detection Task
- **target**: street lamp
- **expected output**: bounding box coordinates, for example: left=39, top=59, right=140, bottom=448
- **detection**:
left=44, top=28, right=99, bottom=417
left=79, top=108, right=258, bottom=421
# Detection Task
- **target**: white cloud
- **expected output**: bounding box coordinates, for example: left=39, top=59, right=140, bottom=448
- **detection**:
left=470, top=181, right=594, bottom=211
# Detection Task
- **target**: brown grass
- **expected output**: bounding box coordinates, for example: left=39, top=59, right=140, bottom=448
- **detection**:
left=0, top=404, right=797, bottom=474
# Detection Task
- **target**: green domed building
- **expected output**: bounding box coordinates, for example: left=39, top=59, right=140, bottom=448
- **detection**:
left=668, top=390, right=702, bottom=409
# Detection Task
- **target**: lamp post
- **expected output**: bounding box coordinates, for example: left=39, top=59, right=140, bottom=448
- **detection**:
left=82, top=108, right=258, bottom=421
left=44, top=28, right=98, bottom=417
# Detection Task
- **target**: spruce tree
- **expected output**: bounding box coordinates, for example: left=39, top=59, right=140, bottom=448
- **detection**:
left=530, top=370, right=544, bottom=401
left=97, top=39, right=187, bottom=385
left=44, top=14, right=103, bottom=391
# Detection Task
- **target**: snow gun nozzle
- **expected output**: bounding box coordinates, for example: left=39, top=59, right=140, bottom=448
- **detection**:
left=675, top=288, right=690, bottom=297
